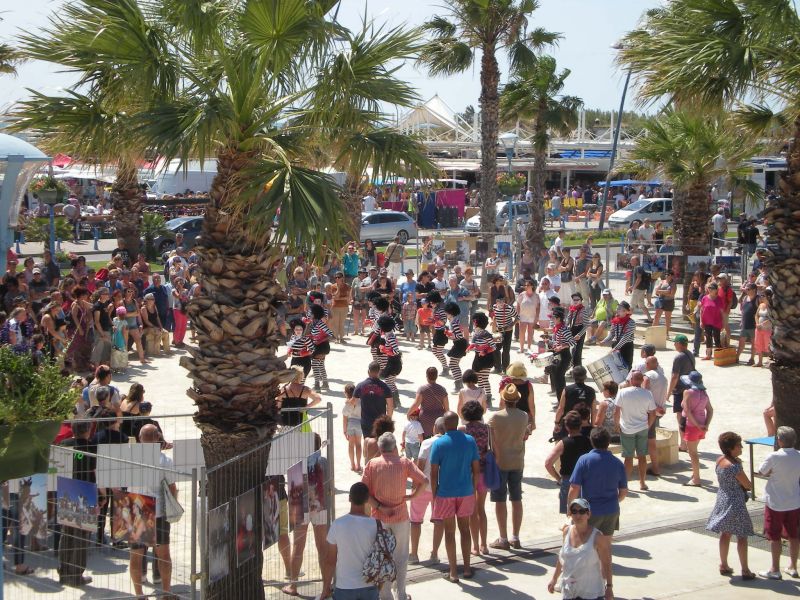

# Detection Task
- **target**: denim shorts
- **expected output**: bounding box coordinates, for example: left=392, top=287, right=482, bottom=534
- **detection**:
left=346, top=418, right=362, bottom=437
left=334, top=585, right=380, bottom=600
left=490, top=469, right=523, bottom=502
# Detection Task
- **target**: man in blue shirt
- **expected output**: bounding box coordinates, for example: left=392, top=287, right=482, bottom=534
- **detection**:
left=341, top=242, right=360, bottom=279
left=399, top=270, right=417, bottom=303
left=430, top=411, right=479, bottom=582
left=568, top=427, right=628, bottom=538
left=143, top=273, right=171, bottom=331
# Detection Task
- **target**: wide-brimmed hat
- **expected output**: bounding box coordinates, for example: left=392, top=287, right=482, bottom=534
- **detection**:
left=505, top=362, right=528, bottom=379
left=680, top=370, right=705, bottom=391
left=500, top=383, right=521, bottom=403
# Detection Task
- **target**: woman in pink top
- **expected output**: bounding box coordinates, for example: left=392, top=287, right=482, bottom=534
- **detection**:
left=700, top=283, right=726, bottom=360
left=680, top=371, right=714, bottom=486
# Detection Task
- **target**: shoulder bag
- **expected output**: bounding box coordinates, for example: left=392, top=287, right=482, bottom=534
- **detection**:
left=483, top=429, right=502, bottom=491
left=362, top=520, right=397, bottom=586
left=161, top=477, right=184, bottom=523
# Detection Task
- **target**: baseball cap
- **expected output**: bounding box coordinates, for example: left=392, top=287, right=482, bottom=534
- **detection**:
left=32, top=268, right=41, bottom=274
left=569, top=498, right=591, bottom=511
left=673, top=334, right=689, bottom=344
left=358, top=267, right=367, bottom=273
left=601, top=289, right=612, bottom=296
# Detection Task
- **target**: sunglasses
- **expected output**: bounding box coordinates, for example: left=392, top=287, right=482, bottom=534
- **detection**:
left=570, top=508, right=589, bottom=515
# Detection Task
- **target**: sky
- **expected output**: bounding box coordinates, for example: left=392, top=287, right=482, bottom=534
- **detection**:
left=0, top=0, right=660, bottom=115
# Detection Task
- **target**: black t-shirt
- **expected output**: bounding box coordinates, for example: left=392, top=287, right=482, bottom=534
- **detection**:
left=91, top=429, right=129, bottom=445
left=60, top=438, right=97, bottom=483
left=563, top=383, right=596, bottom=416
left=93, top=300, right=113, bottom=332
left=29, top=279, right=49, bottom=296
left=671, top=350, right=696, bottom=396
left=560, top=434, right=593, bottom=476
left=740, top=296, right=757, bottom=330
left=354, top=377, right=392, bottom=434
left=633, top=266, right=650, bottom=290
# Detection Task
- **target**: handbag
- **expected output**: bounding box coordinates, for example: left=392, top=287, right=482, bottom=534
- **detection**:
left=483, top=450, right=501, bottom=491
left=362, top=520, right=396, bottom=586
left=161, top=477, right=184, bottom=524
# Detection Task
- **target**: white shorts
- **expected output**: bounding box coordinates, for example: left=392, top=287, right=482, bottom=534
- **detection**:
left=388, top=261, right=404, bottom=280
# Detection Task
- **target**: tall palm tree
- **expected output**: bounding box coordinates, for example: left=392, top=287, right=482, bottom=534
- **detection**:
left=11, top=0, right=179, bottom=257
left=499, top=55, right=582, bottom=254
left=617, top=0, right=800, bottom=442
left=418, top=0, right=558, bottom=244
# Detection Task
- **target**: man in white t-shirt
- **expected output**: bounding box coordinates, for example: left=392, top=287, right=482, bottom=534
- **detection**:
left=321, top=482, right=380, bottom=599
left=711, top=208, right=727, bottom=247
left=129, top=425, right=178, bottom=599
left=643, top=356, right=668, bottom=476
left=614, top=371, right=656, bottom=491
left=409, top=418, right=445, bottom=564
left=362, top=194, right=377, bottom=212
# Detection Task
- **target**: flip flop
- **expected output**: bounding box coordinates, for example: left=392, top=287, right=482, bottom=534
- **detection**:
left=281, top=585, right=299, bottom=596
left=682, top=481, right=703, bottom=487
left=443, top=573, right=459, bottom=584
left=719, top=567, right=734, bottom=576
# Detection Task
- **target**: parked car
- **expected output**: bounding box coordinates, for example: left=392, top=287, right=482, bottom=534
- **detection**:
left=151, top=216, right=204, bottom=253
left=464, top=201, right=531, bottom=234
left=607, top=197, right=674, bottom=228
left=360, top=211, right=418, bottom=244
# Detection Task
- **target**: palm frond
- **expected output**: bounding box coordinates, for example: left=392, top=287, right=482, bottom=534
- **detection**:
left=417, top=36, right=474, bottom=76
left=0, top=43, right=21, bottom=76
left=733, top=103, right=791, bottom=137
left=334, top=128, right=438, bottom=184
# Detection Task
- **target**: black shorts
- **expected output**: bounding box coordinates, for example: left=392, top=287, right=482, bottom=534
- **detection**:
left=290, top=356, right=311, bottom=374
left=381, top=355, right=403, bottom=378
left=312, top=341, right=330, bottom=358
left=660, top=299, right=675, bottom=312
left=132, top=517, right=170, bottom=548
left=432, top=330, right=448, bottom=347
left=447, top=338, right=468, bottom=359
left=472, top=351, right=495, bottom=372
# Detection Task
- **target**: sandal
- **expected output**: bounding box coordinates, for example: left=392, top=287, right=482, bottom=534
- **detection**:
left=489, top=538, right=510, bottom=550
left=719, top=567, right=734, bottom=576
left=443, top=573, right=459, bottom=584
left=741, top=571, right=756, bottom=580
left=14, top=566, right=35, bottom=576
left=281, top=584, right=299, bottom=596
left=682, top=481, right=703, bottom=487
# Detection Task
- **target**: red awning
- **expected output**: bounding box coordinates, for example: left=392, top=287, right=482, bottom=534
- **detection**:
left=52, top=153, right=72, bottom=168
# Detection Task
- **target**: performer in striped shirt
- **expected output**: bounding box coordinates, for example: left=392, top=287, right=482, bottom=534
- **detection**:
left=366, top=295, right=390, bottom=369
left=566, top=292, right=592, bottom=367
left=602, top=300, right=636, bottom=369
left=469, top=312, right=497, bottom=403
left=444, top=302, right=468, bottom=392
left=491, top=295, right=519, bottom=373
left=548, top=306, right=575, bottom=401
left=309, top=303, right=333, bottom=391
left=377, top=315, right=403, bottom=402
left=286, top=318, right=314, bottom=382
left=305, top=290, right=330, bottom=321
left=427, top=291, right=449, bottom=375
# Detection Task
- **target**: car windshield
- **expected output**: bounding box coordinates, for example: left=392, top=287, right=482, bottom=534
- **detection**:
left=165, top=217, right=197, bottom=230
left=623, top=200, right=651, bottom=212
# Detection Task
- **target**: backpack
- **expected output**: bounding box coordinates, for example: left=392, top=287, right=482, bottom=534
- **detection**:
left=362, top=520, right=396, bottom=586
left=729, top=288, right=738, bottom=310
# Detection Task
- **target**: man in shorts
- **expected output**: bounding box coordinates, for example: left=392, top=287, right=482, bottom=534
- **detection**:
left=430, top=412, right=480, bottom=582
left=129, top=425, right=178, bottom=598
left=569, top=427, right=628, bottom=538
left=409, top=418, right=445, bottom=564
left=665, top=334, right=695, bottom=451
left=626, top=255, right=652, bottom=321
left=758, top=426, right=800, bottom=580
left=614, top=371, right=656, bottom=491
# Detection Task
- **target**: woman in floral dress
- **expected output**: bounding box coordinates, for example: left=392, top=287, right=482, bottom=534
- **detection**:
left=705, top=431, right=756, bottom=580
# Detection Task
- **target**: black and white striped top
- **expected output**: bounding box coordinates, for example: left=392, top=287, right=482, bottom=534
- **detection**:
left=432, top=305, right=447, bottom=331
left=567, top=305, right=592, bottom=339
left=448, top=316, right=465, bottom=341
left=371, top=310, right=388, bottom=335
left=310, top=319, right=333, bottom=344
left=551, top=323, right=576, bottom=349
left=381, top=330, right=401, bottom=356
left=287, top=334, right=314, bottom=357
left=492, top=303, right=518, bottom=332
left=610, top=318, right=636, bottom=351
left=470, top=329, right=496, bottom=353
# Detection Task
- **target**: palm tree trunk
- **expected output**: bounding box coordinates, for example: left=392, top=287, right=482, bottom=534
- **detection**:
left=184, top=147, right=291, bottom=599
left=525, top=113, right=548, bottom=256
left=675, top=185, right=711, bottom=256
left=110, top=160, right=143, bottom=257
left=479, top=41, right=500, bottom=250
left=766, top=116, right=800, bottom=447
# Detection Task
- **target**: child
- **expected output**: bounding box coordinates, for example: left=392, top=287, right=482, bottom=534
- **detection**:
left=367, top=295, right=389, bottom=369
left=31, top=334, right=46, bottom=367
left=415, top=298, right=433, bottom=350
left=444, top=301, right=467, bottom=393
left=286, top=318, right=314, bottom=382
left=377, top=315, right=402, bottom=403
left=401, top=295, right=417, bottom=342
left=457, top=369, right=487, bottom=419
left=468, top=312, right=497, bottom=404
left=111, top=306, right=129, bottom=373
left=53, top=320, right=69, bottom=366
left=402, top=408, right=424, bottom=460
left=427, top=291, right=449, bottom=376
left=309, top=303, right=333, bottom=391
left=342, top=383, right=363, bottom=473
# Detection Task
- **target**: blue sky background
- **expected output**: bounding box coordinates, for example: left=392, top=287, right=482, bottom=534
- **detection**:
left=0, top=0, right=660, bottom=114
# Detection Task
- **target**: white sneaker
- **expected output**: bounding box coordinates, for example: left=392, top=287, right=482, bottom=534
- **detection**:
left=784, top=567, right=799, bottom=578
left=759, top=570, right=782, bottom=580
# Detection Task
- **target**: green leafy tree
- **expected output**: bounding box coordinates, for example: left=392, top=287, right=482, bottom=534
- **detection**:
left=617, top=0, right=800, bottom=442
left=418, top=0, right=558, bottom=244
left=22, top=216, right=74, bottom=251
left=140, top=212, right=169, bottom=260
left=500, top=55, right=582, bottom=254
left=0, top=42, right=19, bottom=76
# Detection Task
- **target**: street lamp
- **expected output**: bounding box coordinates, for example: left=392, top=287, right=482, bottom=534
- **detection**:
left=0, top=134, right=50, bottom=272
left=598, top=42, right=632, bottom=232
left=499, top=131, right=519, bottom=279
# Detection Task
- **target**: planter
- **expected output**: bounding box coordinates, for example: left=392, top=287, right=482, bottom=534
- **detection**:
left=0, top=420, right=62, bottom=480
left=37, top=188, right=66, bottom=206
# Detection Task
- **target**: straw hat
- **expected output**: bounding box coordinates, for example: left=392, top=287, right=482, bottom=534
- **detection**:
left=500, top=383, right=521, bottom=403
left=505, top=361, right=528, bottom=379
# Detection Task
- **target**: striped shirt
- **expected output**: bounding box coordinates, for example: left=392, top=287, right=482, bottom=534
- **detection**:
left=551, top=323, right=576, bottom=349
left=492, top=303, right=518, bottom=332
left=381, top=330, right=401, bottom=356
left=567, top=305, right=592, bottom=339
left=305, top=305, right=330, bottom=321
left=287, top=334, right=314, bottom=357
left=310, top=319, right=333, bottom=344
left=469, top=329, right=496, bottom=355
left=610, top=317, right=636, bottom=351
left=432, top=305, right=447, bottom=331
left=371, top=310, right=388, bottom=335
left=447, top=316, right=465, bottom=341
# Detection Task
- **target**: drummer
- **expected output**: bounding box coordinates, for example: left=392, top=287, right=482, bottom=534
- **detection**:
left=601, top=300, right=636, bottom=369
left=566, top=292, right=591, bottom=367
left=549, top=306, right=576, bottom=401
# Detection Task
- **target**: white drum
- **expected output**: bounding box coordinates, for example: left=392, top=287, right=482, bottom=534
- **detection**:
left=586, top=353, right=630, bottom=388
left=533, top=351, right=555, bottom=368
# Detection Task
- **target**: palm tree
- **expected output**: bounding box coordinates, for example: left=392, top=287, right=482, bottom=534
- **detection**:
left=499, top=55, right=582, bottom=254
left=617, top=0, right=800, bottom=442
left=0, top=42, right=19, bottom=76
left=418, top=0, right=558, bottom=244
left=10, top=0, right=179, bottom=258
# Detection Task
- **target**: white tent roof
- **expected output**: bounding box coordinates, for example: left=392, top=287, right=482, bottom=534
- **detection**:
left=398, top=95, right=468, bottom=135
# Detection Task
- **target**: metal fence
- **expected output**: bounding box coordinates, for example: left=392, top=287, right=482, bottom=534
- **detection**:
left=1, top=407, right=334, bottom=600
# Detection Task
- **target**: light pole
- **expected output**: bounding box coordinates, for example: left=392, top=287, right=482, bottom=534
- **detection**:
left=500, top=131, right=518, bottom=280
left=598, top=42, right=632, bottom=232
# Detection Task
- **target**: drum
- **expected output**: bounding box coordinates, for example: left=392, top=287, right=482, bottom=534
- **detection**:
left=533, top=351, right=555, bottom=368
left=586, top=353, right=630, bottom=388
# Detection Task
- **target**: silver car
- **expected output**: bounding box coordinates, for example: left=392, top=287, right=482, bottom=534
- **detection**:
left=360, top=211, right=418, bottom=244
left=464, top=201, right=531, bottom=234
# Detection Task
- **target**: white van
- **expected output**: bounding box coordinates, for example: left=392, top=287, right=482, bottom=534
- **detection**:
left=607, top=197, right=674, bottom=228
